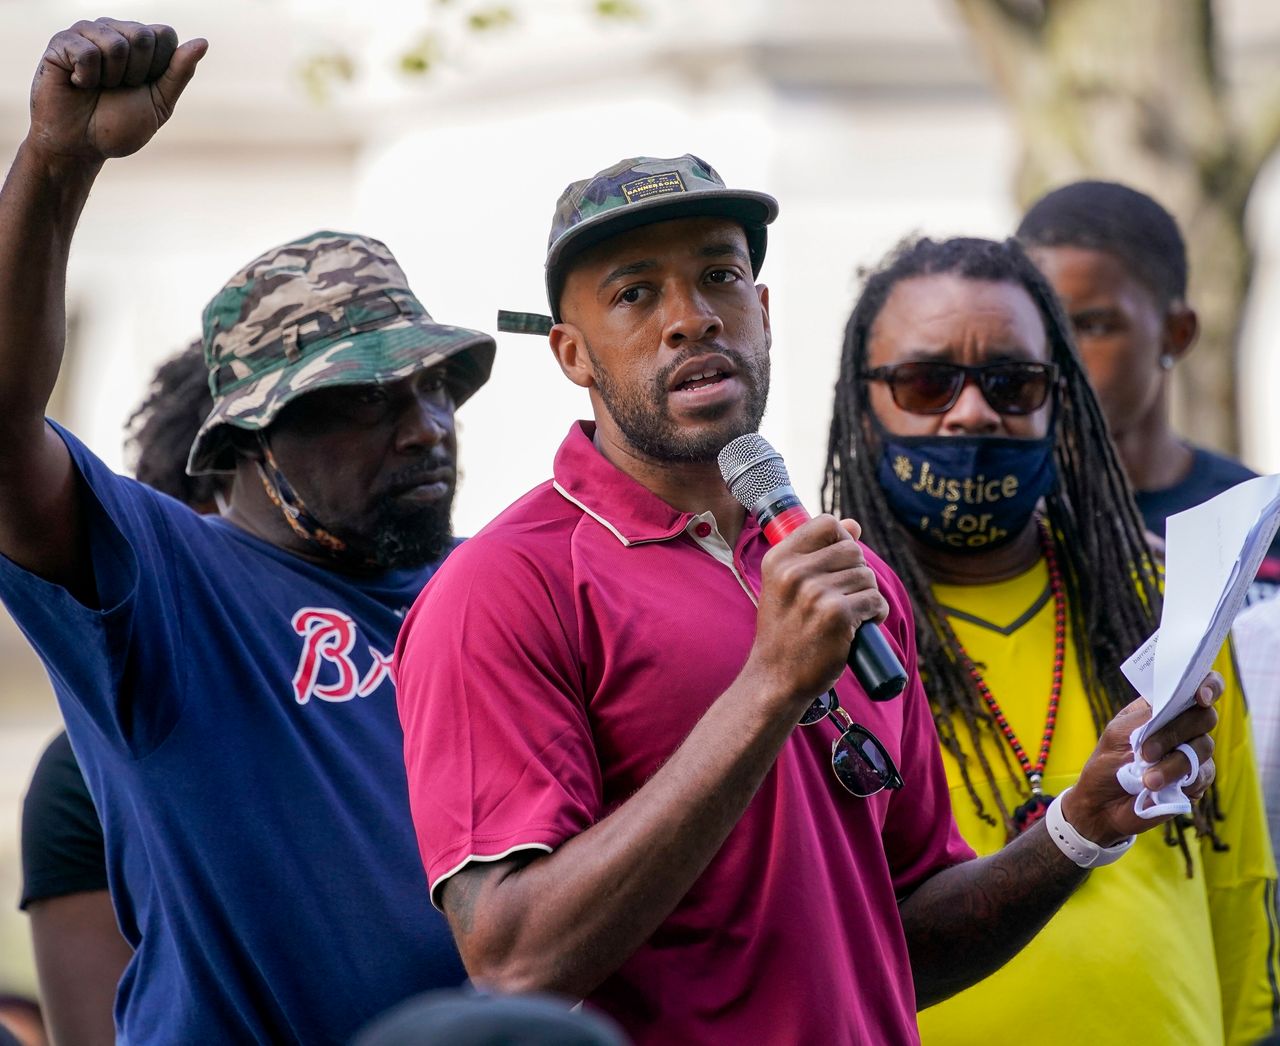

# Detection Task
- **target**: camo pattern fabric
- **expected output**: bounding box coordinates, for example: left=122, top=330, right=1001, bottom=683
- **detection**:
left=188, top=231, right=495, bottom=474
left=547, top=154, right=731, bottom=254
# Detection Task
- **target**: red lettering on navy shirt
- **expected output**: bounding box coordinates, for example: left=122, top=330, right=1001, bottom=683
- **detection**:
left=291, top=608, right=392, bottom=705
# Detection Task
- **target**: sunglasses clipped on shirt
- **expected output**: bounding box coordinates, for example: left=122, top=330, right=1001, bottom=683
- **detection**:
left=860, top=360, right=1059, bottom=416
left=800, top=689, right=904, bottom=798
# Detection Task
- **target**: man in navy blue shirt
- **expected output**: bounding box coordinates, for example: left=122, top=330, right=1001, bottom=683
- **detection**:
left=1017, top=180, right=1280, bottom=602
left=0, top=18, right=495, bottom=1044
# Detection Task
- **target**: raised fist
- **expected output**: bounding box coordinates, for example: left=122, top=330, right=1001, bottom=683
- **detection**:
left=28, top=18, right=207, bottom=163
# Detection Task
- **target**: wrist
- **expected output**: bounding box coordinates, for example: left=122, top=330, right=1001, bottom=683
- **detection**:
left=1058, top=784, right=1119, bottom=847
left=19, top=136, right=104, bottom=180
left=738, top=655, right=826, bottom=724
left=1046, top=787, right=1134, bottom=869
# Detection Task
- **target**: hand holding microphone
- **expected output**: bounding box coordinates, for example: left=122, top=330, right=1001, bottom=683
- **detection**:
left=719, top=434, right=908, bottom=705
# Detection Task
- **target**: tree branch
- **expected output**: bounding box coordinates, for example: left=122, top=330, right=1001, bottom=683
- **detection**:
left=952, top=0, right=1045, bottom=99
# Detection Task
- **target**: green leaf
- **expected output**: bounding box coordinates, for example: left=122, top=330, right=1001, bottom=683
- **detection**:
left=399, top=32, right=443, bottom=76
left=594, top=0, right=645, bottom=19
left=298, top=51, right=356, bottom=104
left=467, top=5, right=516, bottom=31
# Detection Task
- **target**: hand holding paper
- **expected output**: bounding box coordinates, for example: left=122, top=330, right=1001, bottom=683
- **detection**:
left=1061, top=680, right=1221, bottom=847
left=1119, top=475, right=1280, bottom=817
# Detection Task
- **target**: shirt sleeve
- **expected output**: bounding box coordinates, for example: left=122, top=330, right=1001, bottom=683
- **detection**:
left=0, top=422, right=186, bottom=756
left=20, top=731, right=109, bottom=908
left=395, top=530, right=603, bottom=908
left=867, top=552, right=976, bottom=895
left=1205, top=639, right=1280, bottom=1046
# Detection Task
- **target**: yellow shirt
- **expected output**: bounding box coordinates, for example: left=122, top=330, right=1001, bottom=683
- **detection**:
left=915, top=559, right=1279, bottom=1046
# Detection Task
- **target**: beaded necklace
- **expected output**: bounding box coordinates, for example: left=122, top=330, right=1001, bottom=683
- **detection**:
left=954, top=518, right=1065, bottom=838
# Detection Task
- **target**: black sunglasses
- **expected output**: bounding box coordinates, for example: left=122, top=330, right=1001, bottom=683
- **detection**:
left=800, top=690, right=904, bottom=797
left=861, top=360, right=1058, bottom=416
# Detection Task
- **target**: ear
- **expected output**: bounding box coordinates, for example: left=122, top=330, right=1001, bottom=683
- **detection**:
left=548, top=323, right=596, bottom=389
left=757, top=284, right=771, bottom=350
left=1162, top=303, right=1199, bottom=362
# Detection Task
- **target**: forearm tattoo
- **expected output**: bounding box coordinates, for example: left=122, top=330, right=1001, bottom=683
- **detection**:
left=901, top=822, right=1088, bottom=1009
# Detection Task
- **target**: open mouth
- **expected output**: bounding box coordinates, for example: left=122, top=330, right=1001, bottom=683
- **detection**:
left=674, top=368, right=730, bottom=392
left=669, top=353, right=737, bottom=396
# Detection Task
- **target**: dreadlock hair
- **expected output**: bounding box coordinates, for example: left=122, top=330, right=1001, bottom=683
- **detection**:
left=125, top=340, right=224, bottom=511
left=822, top=235, right=1221, bottom=871
left=1016, top=180, right=1187, bottom=307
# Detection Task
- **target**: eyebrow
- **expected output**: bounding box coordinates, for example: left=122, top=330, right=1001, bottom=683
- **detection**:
left=699, top=242, right=750, bottom=264
left=597, top=241, right=752, bottom=292
left=599, top=259, right=657, bottom=292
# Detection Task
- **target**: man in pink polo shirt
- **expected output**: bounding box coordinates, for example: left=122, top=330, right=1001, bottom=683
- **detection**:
left=394, top=155, right=1222, bottom=1045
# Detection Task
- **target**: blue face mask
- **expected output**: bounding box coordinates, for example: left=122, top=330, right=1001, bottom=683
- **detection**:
left=876, top=433, right=1057, bottom=552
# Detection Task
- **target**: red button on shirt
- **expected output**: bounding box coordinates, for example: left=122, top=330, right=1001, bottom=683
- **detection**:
left=694, top=521, right=712, bottom=538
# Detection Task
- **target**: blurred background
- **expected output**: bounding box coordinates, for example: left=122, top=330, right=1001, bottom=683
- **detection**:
left=2, top=0, right=1280, bottom=991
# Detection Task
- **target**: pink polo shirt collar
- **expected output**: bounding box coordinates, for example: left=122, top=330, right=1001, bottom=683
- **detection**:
left=550, top=420, right=762, bottom=549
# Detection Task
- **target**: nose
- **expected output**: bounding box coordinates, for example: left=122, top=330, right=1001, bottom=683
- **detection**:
left=395, top=393, right=454, bottom=453
left=662, top=282, right=722, bottom=347
left=940, top=379, right=1001, bottom=435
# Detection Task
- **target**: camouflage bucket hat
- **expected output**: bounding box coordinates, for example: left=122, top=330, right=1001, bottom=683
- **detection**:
left=497, top=154, right=778, bottom=335
left=188, top=231, right=496, bottom=475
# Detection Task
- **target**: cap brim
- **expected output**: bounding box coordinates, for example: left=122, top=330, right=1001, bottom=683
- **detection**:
left=187, top=321, right=495, bottom=475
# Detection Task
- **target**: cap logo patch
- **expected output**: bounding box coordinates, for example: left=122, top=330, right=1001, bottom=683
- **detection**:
left=621, top=170, right=686, bottom=204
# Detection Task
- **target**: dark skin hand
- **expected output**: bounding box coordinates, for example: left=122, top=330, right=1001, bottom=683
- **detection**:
left=0, top=19, right=205, bottom=600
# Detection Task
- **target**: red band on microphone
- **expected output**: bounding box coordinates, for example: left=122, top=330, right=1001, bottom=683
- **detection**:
left=760, top=501, right=810, bottom=544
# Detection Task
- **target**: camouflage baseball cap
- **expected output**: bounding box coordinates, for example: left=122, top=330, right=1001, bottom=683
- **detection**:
left=188, top=231, right=496, bottom=475
left=498, top=154, right=778, bottom=334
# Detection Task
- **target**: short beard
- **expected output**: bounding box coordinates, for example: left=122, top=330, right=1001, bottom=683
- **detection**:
left=334, top=496, right=455, bottom=570
left=585, top=342, right=770, bottom=463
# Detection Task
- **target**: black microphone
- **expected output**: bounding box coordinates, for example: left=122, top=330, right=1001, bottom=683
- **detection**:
left=718, top=433, right=907, bottom=702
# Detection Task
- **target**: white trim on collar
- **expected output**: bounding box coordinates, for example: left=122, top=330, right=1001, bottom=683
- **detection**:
left=553, top=481, right=634, bottom=546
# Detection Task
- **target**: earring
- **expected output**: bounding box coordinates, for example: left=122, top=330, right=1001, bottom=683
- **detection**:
left=1159, top=355, right=1175, bottom=371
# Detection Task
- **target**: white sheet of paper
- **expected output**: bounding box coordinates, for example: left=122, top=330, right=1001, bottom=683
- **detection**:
left=1121, top=630, right=1158, bottom=699
left=1121, top=474, right=1280, bottom=747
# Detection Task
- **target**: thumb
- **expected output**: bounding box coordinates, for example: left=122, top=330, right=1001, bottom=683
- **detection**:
left=154, top=37, right=207, bottom=112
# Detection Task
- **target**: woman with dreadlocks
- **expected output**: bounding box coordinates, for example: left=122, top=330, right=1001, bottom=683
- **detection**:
left=824, top=236, right=1277, bottom=1046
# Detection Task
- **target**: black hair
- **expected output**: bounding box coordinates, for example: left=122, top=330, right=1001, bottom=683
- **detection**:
left=1016, top=180, right=1187, bottom=305
left=125, top=340, right=224, bottom=509
left=822, top=235, right=1220, bottom=870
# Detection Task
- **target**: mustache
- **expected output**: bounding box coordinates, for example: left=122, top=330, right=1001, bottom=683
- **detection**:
left=381, top=457, right=456, bottom=494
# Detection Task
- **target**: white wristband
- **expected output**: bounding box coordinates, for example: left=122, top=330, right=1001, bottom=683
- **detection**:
left=1045, top=787, right=1135, bottom=869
